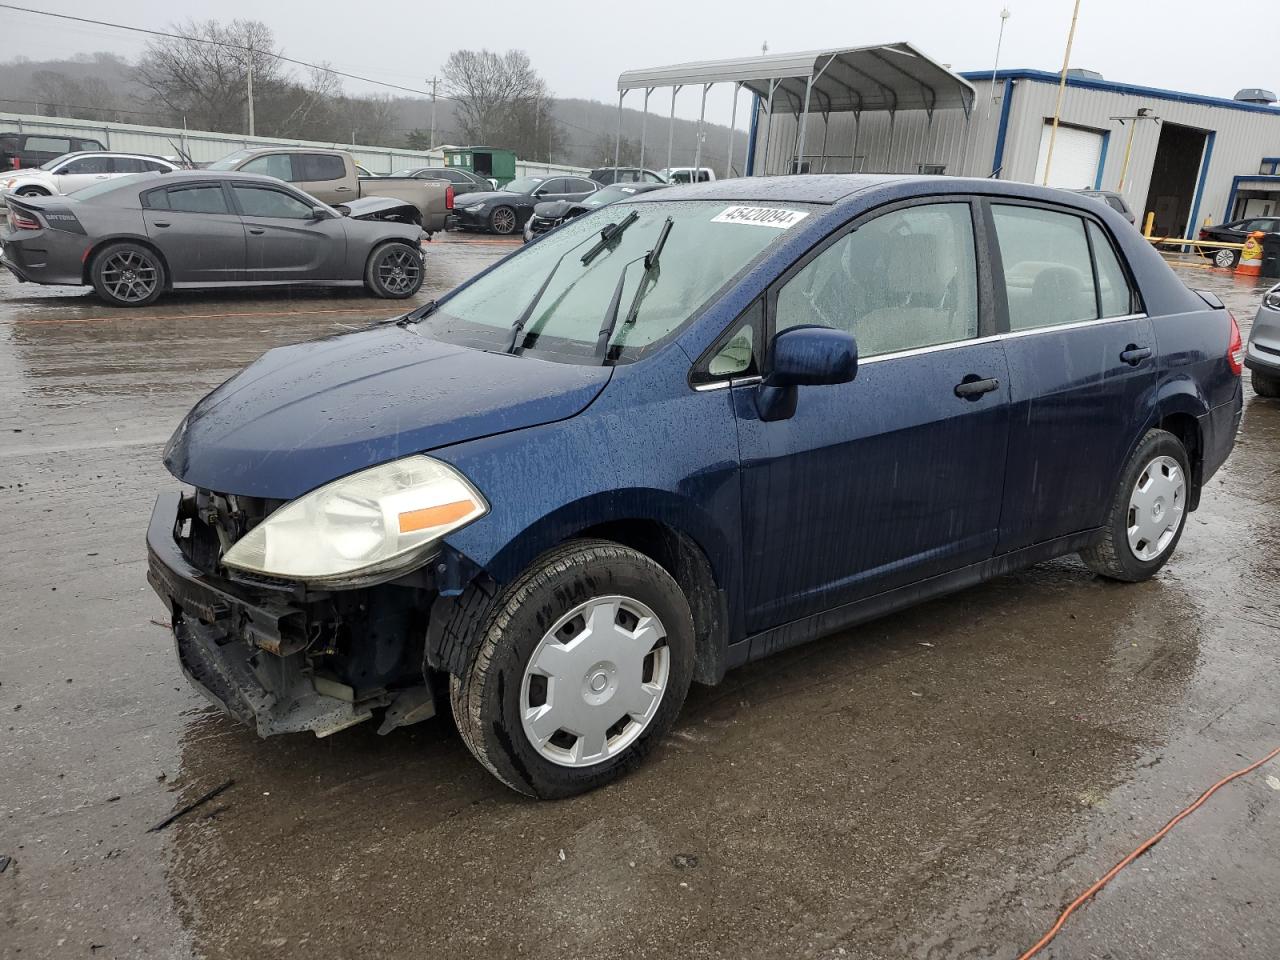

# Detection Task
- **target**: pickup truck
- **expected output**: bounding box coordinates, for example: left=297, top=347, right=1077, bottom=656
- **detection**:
left=206, top=147, right=452, bottom=235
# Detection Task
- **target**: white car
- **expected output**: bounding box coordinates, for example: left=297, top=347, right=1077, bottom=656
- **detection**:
left=660, top=166, right=717, bottom=184
left=1, top=152, right=178, bottom=200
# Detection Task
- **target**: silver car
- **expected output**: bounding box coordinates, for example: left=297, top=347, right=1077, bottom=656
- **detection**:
left=1, top=170, right=424, bottom=307
left=1246, top=282, right=1280, bottom=397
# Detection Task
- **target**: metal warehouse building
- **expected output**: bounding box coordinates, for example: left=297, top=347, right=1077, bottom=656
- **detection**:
left=618, top=45, right=1280, bottom=240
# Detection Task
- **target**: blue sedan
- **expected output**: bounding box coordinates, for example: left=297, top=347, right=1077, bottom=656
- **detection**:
left=149, top=175, right=1243, bottom=798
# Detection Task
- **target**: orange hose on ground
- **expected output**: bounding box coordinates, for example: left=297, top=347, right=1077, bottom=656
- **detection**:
left=1018, top=743, right=1280, bottom=959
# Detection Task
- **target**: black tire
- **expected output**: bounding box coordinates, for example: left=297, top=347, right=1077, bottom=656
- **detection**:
left=1211, top=247, right=1239, bottom=269
left=14, top=186, right=50, bottom=197
left=488, top=205, right=517, bottom=235
left=1080, top=428, right=1191, bottom=582
left=449, top=539, right=695, bottom=799
left=1252, top=369, right=1280, bottom=398
left=364, top=242, right=423, bottom=299
left=89, top=242, right=165, bottom=307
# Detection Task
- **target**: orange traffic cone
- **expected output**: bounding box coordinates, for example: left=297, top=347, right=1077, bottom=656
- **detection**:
left=1236, top=230, right=1264, bottom=277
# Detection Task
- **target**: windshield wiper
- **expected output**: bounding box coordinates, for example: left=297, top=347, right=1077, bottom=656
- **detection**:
left=594, top=217, right=674, bottom=362
left=580, top=210, right=639, bottom=267
left=393, top=300, right=437, bottom=326
left=505, top=229, right=605, bottom=353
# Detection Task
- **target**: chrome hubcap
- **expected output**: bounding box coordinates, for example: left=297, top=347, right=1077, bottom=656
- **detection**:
left=1127, top=455, right=1185, bottom=561
left=520, top=595, right=669, bottom=768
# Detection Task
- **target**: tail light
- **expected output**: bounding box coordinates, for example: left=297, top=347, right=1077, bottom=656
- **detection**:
left=7, top=206, right=40, bottom=230
left=1227, top=311, right=1243, bottom=375
left=1198, top=229, right=1208, bottom=240
left=445, top=185, right=454, bottom=210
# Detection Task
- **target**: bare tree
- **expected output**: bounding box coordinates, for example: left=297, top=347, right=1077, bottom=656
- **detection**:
left=443, top=49, right=561, bottom=157
left=134, top=19, right=282, bottom=133
left=27, top=70, right=123, bottom=123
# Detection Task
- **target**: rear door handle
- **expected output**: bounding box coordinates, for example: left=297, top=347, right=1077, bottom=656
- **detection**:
left=954, top=375, right=1001, bottom=400
left=334, top=186, right=353, bottom=192
left=248, top=227, right=265, bottom=235
left=153, top=221, right=170, bottom=228
left=1120, top=344, right=1153, bottom=366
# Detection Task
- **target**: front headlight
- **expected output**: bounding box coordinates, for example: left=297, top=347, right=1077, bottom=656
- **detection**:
left=464, top=204, right=484, bottom=213
left=1264, top=286, right=1280, bottom=311
left=222, top=456, right=487, bottom=587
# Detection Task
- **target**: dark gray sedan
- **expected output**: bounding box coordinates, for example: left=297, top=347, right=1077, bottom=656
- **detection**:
left=0, top=170, right=424, bottom=307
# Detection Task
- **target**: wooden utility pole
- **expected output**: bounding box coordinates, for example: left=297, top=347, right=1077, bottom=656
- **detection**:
left=1041, top=0, right=1083, bottom=186
left=427, top=77, right=439, bottom=149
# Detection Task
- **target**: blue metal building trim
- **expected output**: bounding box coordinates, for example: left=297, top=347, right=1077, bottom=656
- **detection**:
left=1224, top=174, right=1280, bottom=221
left=1094, top=129, right=1110, bottom=189
left=960, top=69, right=1280, bottom=117
left=745, top=94, right=760, bottom=176
left=991, top=79, right=1014, bottom=178
left=1185, top=130, right=1215, bottom=238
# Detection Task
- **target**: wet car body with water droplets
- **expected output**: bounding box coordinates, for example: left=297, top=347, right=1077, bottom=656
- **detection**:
left=148, top=175, right=1242, bottom=799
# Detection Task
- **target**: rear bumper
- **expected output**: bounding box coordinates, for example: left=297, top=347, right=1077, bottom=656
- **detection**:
left=1200, top=380, right=1243, bottom=484
left=0, top=229, right=88, bottom=286
left=1245, top=304, right=1280, bottom=376
left=146, top=492, right=386, bottom=738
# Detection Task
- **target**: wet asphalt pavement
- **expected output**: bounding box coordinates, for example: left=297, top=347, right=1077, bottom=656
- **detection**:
left=1, top=237, right=1277, bottom=960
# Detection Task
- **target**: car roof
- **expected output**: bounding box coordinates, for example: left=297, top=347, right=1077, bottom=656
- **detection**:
left=625, top=174, right=1142, bottom=212
left=49, top=150, right=173, bottom=161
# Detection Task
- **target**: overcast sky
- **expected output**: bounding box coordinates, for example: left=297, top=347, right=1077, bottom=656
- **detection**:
left=4, top=0, right=1274, bottom=129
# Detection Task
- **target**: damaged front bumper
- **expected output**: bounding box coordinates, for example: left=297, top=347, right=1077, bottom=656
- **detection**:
left=146, top=491, right=437, bottom=738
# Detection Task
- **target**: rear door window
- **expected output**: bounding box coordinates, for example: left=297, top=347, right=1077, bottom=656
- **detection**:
left=298, top=154, right=346, bottom=182
left=992, top=205, right=1099, bottom=331
left=163, top=183, right=231, bottom=214
left=775, top=201, right=980, bottom=357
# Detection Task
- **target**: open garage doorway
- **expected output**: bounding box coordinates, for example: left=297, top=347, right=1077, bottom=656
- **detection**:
left=1142, top=122, right=1208, bottom=237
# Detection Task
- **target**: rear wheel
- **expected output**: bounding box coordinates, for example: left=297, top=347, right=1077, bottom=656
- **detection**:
left=488, top=205, right=517, bottom=235
left=1252, top=369, right=1280, bottom=398
left=89, top=242, right=165, bottom=307
left=364, top=242, right=423, bottom=299
left=1211, top=247, right=1238, bottom=269
left=1080, top=428, right=1190, bottom=582
left=449, top=540, right=695, bottom=798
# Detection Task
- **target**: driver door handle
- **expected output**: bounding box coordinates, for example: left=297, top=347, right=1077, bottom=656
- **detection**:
left=954, top=376, right=1001, bottom=399
left=1120, top=344, right=1153, bottom=366
left=248, top=227, right=265, bottom=235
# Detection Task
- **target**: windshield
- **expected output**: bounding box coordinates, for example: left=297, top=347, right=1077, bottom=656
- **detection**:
left=39, top=154, right=73, bottom=171
left=417, top=199, right=812, bottom=364
left=206, top=149, right=253, bottom=171
left=504, top=177, right=544, bottom=195
left=389, top=168, right=417, bottom=178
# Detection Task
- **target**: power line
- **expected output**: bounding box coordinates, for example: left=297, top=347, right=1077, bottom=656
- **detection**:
left=0, top=3, right=447, bottom=100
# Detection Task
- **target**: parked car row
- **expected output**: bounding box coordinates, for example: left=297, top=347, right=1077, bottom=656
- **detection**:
left=524, top=181, right=668, bottom=241
left=450, top=174, right=602, bottom=235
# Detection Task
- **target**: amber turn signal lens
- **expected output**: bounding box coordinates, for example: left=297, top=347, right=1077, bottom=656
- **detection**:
left=398, top=499, right=476, bottom=533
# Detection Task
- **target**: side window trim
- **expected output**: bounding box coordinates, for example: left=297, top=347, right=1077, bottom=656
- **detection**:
left=689, top=297, right=764, bottom=389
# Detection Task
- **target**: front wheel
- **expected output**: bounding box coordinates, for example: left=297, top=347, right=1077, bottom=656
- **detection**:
left=488, top=205, right=517, bottom=235
left=449, top=540, right=695, bottom=798
left=1080, top=428, right=1190, bottom=581
left=14, top=186, right=50, bottom=197
left=1252, top=369, right=1280, bottom=398
left=364, top=242, right=423, bottom=299
left=89, top=242, right=165, bottom=307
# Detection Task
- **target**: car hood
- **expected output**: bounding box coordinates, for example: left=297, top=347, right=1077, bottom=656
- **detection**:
left=460, top=191, right=528, bottom=207
left=164, top=325, right=611, bottom=499
left=533, top=199, right=576, bottom=219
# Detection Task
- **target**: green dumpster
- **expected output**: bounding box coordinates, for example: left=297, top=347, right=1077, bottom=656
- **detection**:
left=444, top=146, right=518, bottom=188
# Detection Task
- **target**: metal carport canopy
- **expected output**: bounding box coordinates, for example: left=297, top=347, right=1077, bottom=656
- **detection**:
left=617, top=42, right=976, bottom=116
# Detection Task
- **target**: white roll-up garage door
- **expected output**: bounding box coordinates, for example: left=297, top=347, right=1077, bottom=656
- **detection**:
left=1033, top=122, right=1104, bottom=189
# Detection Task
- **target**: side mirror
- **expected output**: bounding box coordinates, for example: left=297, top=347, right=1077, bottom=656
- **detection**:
left=765, top=325, right=858, bottom=387
left=311, top=205, right=330, bottom=220
left=757, top=325, right=858, bottom=422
